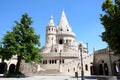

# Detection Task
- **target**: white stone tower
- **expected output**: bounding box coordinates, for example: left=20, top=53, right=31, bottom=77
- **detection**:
left=46, top=16, right=56, bottom=46
left=41, top=10, right=91, bottom=76
left=56, top=10, right=76, bottom=45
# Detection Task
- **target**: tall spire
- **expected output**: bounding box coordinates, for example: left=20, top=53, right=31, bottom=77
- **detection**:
left=58, top=10, right=71, bottom=31
left=47, top=16, right=55, bottom=26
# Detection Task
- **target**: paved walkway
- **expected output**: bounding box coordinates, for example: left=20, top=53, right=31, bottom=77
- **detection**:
left=0, top=75, right=97, bottom=80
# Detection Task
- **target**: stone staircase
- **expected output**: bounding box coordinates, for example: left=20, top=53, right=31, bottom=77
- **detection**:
left=35, top=69, right=63, bottom=75
left=36, top=54, right=94, bottom=76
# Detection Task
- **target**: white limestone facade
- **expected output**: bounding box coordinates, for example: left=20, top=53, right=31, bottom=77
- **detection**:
left=40, top=10, right=93, bottom=76
left=1, top=10, right=120, bottom=76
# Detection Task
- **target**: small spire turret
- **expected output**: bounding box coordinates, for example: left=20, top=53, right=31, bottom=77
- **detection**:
left=47, top=16, right=55, bottom=26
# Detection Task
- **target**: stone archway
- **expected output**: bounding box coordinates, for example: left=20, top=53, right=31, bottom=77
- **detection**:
left=104, top=63, right=109, bottom=75
left=98, top=60, right=109, bottom=75
left=90, top=66, right=95, bottom=75
left=99, top=64, right=103, bottom=75
left=0, top=62, right=7, bottom=74
left=9, top=64, right=15, bottom=73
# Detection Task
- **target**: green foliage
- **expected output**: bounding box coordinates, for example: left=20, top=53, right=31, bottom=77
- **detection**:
left=100, top=0, right=120, bottom=55
left=0, top=38, right=13, bottom=61
left=0, top=13, right=42, bottom=73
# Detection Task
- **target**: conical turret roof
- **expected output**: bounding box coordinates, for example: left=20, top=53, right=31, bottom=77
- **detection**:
left=47, top=16, right=55, bottom=26
left=58, top=10, right=71, bottom=31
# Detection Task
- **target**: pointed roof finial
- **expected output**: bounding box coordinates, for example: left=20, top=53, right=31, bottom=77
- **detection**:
left=47, top=15, right=55, bottom=26
left=50, top=15, right=53, bottom=19
left=58, top=10, right=71, bottom=31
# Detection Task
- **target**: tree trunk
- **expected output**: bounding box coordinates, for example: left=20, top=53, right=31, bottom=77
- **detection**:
left=15, top=55, right=22, bottom=73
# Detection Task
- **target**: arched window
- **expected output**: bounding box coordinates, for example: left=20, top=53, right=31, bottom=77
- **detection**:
left=73, top=68, right=75, bottom=71
left=43, top=60, right=47, bottom=64
left=99, top=64, right=103, bottom=75
left=55, top=49, right=57, bottom=52
left=55, top=60, right=57, bottom=64
left=60, top=50, right=62, bottom=52
left=66, top=39, right=68, bottom=43
left=49, top=60, right=51, bottom=64
left=59, top=39, right=63, bottom=44
left=104, top=63, right=109, bottom=75
left=68, top=69, right=70, bottom=72
left=0, top=62, right=7, bottom=74
left=67, top=29, right=69, bottom=31
left=85, top=64, right=88, bottom=71
left=60, top=29, right=63, bottom=31
left=52, top=28, right=53, bottom=31
left=62, top=59, right=64, bottom=63
left=52, top=60, right=54, bottom=64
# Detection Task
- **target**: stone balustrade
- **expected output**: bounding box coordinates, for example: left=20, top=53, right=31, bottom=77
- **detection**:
left=41, top=52, right=79, bottom=58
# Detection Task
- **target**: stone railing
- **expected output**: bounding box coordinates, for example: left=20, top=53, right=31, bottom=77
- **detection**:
left=41, top=52, right=79, bottom=58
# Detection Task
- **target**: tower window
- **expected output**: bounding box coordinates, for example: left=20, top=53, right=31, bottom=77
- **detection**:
left=55, top=49, right=57, bottom=52
left=85, top=64, right=88, bottom=71
left=68, top=69, right=70, bottom=72
left=52, top=60, right=54, bottom=64
left=59, top=39, right=63, bottom=44
left=55, top=60, right=57, bottom=64
left=43, top=60, right=47, bottom=64
left=60, top=50, right=62, bottom=52
left=62, top=59, right=64, bottom=63
left=49, top=60, right=51, bottom=64
left=67, top=29, right=69, bottom=31
left=73, top=68, right=75, bottom=71
left=66, top=39, right=68, bottom=43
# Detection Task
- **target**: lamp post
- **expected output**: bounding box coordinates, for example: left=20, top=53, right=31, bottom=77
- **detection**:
left=79, top=44, right=84, bottom=80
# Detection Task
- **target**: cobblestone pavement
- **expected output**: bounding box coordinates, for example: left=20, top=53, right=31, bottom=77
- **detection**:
left=0, top=75, right=97, bottom=80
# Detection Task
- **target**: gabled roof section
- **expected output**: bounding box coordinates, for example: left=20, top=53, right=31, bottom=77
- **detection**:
left=47, top=16, right=55, bottom=26
left=58, top=10, right=71, bottom=31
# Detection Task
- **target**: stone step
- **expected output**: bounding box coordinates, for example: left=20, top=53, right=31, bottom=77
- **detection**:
left=36, top=69, right=62, bottom=75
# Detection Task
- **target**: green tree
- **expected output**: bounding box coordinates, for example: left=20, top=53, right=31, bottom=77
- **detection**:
left=0, top=40, right=13, bottom=62
left=100, top=0, right=120, bottom=55
left=2, top=13, right=42, bottom=73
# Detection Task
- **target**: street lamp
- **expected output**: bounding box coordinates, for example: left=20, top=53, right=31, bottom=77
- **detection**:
left=79, top=44, right=84, bottom=80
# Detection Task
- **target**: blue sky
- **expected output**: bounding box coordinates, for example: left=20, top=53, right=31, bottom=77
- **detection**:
left=0, top=0, right=107, bottom=53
